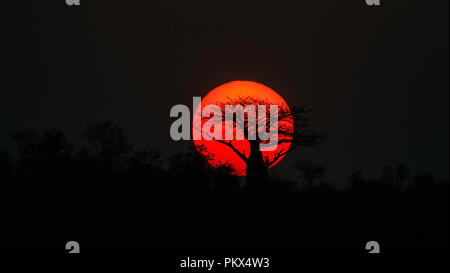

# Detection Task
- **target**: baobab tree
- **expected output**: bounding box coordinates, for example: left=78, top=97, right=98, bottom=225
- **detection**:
left=196, top=96, right=326, bottom=190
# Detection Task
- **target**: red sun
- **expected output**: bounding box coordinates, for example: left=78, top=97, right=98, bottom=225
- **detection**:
left=193, top=81, right=293, bottom=176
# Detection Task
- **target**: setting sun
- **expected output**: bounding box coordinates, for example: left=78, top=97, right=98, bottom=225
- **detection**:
left=193, top=81, right=293, bottom=176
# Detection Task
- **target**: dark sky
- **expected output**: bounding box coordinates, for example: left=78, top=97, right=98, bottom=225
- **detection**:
left=3, top=0, right=449, bottom=181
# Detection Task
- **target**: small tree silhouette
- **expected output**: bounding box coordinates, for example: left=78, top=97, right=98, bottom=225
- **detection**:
left=82, top=121, right=131, bottom=171
left=127, top=148, right=163, bottom=177
left=294, top=160, right=327, bottom=189
left=12, top=129, right=73, bottom=175
left=198, top=96, right=325, bottom=189
left=395, top=164, right=411, bottom=190
left=168, top=144, right=214, bottom=191
left=380, top=165, right=396, bottom=185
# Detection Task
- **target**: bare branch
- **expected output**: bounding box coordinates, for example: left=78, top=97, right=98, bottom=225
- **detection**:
left=213, top=139, right=248, bottom=163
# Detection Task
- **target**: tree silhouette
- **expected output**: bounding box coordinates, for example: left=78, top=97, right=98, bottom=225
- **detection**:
left=395, top=164, right=411, bottom=190
left=168, top=144, right=214, bottom=191
left=198, top=96, right=326, bottom=190
left=12, top=129, right=73, bottom=175
left=380, top=165, right=396, bottom=185
left=294, top=160, right=327, bottom=189
left=82, top=121, right=131, bottom=172
left=127, top=148, right=163, bottom=178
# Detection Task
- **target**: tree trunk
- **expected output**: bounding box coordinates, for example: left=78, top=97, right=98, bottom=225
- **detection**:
left=246, top=139, right=268, bottom=191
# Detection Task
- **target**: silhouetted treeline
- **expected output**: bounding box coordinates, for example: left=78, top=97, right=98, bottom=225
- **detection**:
left=1, top=122, right=447, bottom=192
left=0, top=121, right=448, bottom=253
